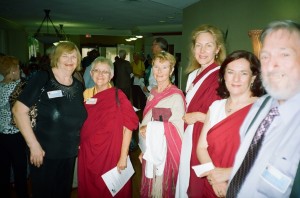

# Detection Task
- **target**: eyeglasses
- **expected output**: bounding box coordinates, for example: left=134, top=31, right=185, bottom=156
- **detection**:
left=91, top=69, right=110, bottom=75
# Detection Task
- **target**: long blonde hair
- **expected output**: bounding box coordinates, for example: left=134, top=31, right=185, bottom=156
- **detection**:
left=186, top=24, right=226, bottom=74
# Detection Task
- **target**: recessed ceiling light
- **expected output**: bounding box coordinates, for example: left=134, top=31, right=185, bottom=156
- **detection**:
left=136, top=35, right=143, bottom=38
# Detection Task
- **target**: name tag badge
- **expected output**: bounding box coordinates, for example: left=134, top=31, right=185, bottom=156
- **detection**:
left=261, top=164, right=292, bottom=193
left=47, top=90, right=63, bottom=99
left=86, top=98, right=97, bottom=105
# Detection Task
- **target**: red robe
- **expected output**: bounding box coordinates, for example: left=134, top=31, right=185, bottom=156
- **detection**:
left=202, top=104, right=252, bottom=198
left=78, top=88, right=139, bottom=198
left=187, top=63, right=222, bottom=197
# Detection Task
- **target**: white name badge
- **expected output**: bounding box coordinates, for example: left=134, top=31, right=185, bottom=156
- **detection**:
left=47, top=90, right=63, bottom=99
left=86, top=98, right=97, bottom=104
left=261, top=164, right=292, bottom=193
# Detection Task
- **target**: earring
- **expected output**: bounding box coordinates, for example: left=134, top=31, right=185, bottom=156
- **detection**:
left=215, top=53, right=219, bottom=59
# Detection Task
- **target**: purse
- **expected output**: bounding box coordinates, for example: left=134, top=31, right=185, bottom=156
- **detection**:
left=10, top=72, right=49, bottom=129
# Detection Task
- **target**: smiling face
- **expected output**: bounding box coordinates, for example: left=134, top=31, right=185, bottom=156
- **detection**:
left=90, top=62, right=112, bottom=88
left=57, top=50, right=78, bottom=73
left=224, top=58, right=256, bottom=97
left=152, top=59, right=173, bottom=85
left=260, top=29, right=300, bottom=101
left=194, top=32, right=220, bottom=68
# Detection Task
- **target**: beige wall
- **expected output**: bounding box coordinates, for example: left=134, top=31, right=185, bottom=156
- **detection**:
left=180, top=0, right=300, bottom=89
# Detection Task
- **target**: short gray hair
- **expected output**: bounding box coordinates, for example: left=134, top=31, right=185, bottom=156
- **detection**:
left=118, top=50, right=127, bottom=59
left=91, top=56, right=114, bottom=76
left=260, top=20, right=300, bottom=43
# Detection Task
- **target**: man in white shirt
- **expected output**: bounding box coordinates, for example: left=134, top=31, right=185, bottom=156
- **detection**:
left=227, top=20, right=300, bottom=198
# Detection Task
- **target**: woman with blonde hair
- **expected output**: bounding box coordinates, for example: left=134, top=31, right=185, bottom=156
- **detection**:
left=139, top=52, right=186, bottom=197
left=176, top=24, right=226, bottom=198
left=13, top=41, right=87, bottom=198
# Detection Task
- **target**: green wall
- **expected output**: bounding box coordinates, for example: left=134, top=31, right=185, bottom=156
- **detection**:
left=180, top=0, right=300, bottom=89
left=0, top=18, right=28, bottom=63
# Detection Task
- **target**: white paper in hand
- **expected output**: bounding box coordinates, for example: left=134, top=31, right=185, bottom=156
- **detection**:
left=101, top=156, right=135, bottom=197
left=192, top=162, right=215, bottom=177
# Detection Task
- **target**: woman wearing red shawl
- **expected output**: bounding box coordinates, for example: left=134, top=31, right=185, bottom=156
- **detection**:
left=78, top=57, right=139, bottom=198
left=196, top=50, right=265, bottom=197
left=139, top=52, right=186, bottom=197
left=176, top=25, right=227, bottom=198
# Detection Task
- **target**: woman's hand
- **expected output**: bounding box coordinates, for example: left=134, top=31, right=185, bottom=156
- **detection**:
left=138, top=153, right=143, bottom=164
left=211, top=182, right=227, bottom=198
left=140, top=125, right=147, bottom=138
left=29, top=142, right=45, bottom=167
left=117, top=155, right=127, bottom=173
left=207, top=167, right=232, bottom=185
left=182, top=112, right=205, bottom=124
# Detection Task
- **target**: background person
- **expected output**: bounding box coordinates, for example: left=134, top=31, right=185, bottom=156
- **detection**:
left=196, top=50, right=265, bottom=197
left=139, top=52, right=186, bottom=197
left=131, top=52, right=146, bottom=110
left=227, top=20, right=300, bottom=198
left=0, top=55, right=29, bottom=198
left=83, top=49, right=100, bottom=89
left=176, top=24, right=227, bottom=198
left=78, top=57, right=139, bottom=198
left=114, top=49, right=133, bottom=99
left=13, top=41, right=87, bottom=198
left=144, top=37, right=169, bottom=92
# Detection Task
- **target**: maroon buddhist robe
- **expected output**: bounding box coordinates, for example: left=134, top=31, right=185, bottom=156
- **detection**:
left=78, top=88, right=139, bottom=198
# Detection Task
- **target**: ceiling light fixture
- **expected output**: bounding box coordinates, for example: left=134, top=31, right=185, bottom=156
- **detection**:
left=136, top=35, right=143, bottom=38
left=34, top=9, right=66, bottom=44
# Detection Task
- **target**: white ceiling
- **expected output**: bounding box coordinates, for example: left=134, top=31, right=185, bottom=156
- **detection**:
left=0, top=0, right=200, bottom=37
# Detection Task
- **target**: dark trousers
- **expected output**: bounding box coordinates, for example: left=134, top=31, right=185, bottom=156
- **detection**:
left=119, top=87, right=131, bottom=100
left=30, top=157, right=76, bottom=198
left=132, top=85, right=146, bottom=110
left=0, top=133, right=29, bottom=198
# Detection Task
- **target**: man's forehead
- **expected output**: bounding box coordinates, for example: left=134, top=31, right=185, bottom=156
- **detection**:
left=265, top=29, right=300, bottom=41
left=262, top=29, right=300, bottom=51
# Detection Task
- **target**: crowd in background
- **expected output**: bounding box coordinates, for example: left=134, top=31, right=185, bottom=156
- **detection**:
left=0, top=19, right=300, bottom=198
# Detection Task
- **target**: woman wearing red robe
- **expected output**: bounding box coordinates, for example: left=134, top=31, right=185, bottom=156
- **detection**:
left=176, top=24, right=227, bottom=198
left=78, top=57, right=139, bottom=198
left=196, top=50, right=265, bottom=197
